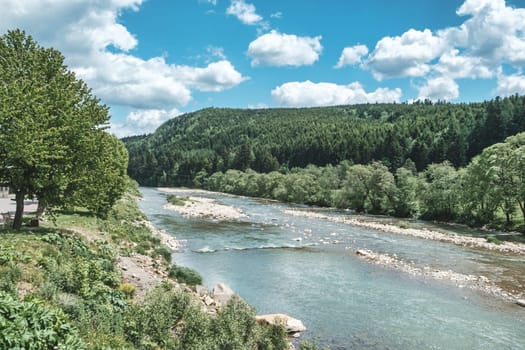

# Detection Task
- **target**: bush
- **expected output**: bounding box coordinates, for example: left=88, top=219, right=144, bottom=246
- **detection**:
left=166, top=194, right=188, bottom=206
left=119, top=283, right=136, bottom=298
left=168, top=264, right=203, bottom=285
left=0, top=292, right=85, bottom=349
left=299, top=339, right=331, bottom=350
left=154, top=246, right=172, bottom=263
left=486, top=235, right=503, bottom=245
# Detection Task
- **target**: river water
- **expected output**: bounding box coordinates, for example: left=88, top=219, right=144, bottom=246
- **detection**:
left=138, top=187, right=525, bottom=350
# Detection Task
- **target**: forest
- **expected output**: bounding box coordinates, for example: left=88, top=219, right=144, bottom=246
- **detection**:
left=124, top=95, right=525, bottom=188
left=202, top=129, right=525, bottom=232
left=124, top=96, right=525, bottom=231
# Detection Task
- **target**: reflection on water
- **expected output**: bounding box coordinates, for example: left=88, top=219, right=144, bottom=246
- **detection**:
left=139, top=187, right=525, bottom=350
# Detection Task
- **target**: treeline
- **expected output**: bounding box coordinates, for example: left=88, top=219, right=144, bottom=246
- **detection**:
left=201, top=132, right=525, bottom=231
left=124, top=95, right=525, bottom=187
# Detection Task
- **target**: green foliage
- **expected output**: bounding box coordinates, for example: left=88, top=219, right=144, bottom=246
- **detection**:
left=299, top=339, right=331, bottom=350
left=486, top=236, right=503, bottom=245
left=125, top=96, right=525, bottom=188
left=154, top=245, right=172, bottom=263
left=200, top=131, right=525, bottom=232
left=168, top=264, right=203, bottom=285
left=0, top=29, right=128, bottom=229
left=0, top=292, right=85, bottom=349
left=0, top=180, right=292, bottom=349
left=166, top=194, right=188, bottom=206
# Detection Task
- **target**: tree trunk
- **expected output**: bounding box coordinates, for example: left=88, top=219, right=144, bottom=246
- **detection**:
left=36, top=200, right=46, bottom=219
left=12, top=190, right=25, bottom=230
left=518, top=201, right=525, bottom=234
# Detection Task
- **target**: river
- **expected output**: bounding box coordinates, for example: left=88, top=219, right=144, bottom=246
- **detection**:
left=138, top=187, right=525, bottom=350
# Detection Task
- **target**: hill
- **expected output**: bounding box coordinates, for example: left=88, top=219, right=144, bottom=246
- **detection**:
left=124, top=95, right=525, bottom=186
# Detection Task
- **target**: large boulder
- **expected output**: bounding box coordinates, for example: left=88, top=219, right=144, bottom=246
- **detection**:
left=212, top=282, right=236, bottom=306
left=256, top=314, right=306, bottom=336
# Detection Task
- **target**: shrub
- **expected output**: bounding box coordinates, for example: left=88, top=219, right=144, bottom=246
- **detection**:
left=119, top=283, right=136, bottom=298
left=154, top=245, right=172, bottom=263
left=486, top=235, right=503, bottom=245
left=299, top=340, right=331, bottom=350
left=166, top=194, right=188, bottom=206
left=0, top=292, right=85, bottom=349
left=168, top=265, right=203, bottom=285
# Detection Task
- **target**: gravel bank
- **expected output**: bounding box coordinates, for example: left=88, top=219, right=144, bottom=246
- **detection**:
left=284, top=209, right=525, bottom=255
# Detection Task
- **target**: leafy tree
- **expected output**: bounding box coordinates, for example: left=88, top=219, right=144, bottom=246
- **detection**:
left=419, top=162, right=461, bottom=220
left=0, top=30, right=127, bottom=228
left=392, top=166, right=420, bottom=217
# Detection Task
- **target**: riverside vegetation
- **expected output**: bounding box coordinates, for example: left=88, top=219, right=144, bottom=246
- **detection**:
left=0, top=180, right=300, bottom=349
left=124, top=99, right=525, bottom=234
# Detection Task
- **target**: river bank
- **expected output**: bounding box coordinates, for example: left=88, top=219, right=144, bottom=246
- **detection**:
left=354, top=248, right=524, bottom=302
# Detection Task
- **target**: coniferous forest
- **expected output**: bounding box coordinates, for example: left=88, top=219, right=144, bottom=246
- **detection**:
left=124, top=95, right=525, bottom=231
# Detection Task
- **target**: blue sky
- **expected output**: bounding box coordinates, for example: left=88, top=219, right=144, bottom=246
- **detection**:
left=2, top=0, right=525, bottom=136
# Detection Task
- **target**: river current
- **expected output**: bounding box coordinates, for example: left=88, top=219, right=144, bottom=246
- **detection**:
left=138, top=187, right=525, bottom=350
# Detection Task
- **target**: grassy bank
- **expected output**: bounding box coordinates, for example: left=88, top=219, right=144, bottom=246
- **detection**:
left=0, top=180, right=295, bottom=349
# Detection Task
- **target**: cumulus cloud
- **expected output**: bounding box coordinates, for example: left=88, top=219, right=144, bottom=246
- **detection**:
left=496, top=73, right=525, bottom=96
left=434, top=49, right=493, bottom=79
left=417, top=77, right=459, bottom=102
left=0, top=0, right=247, bottom=135
left=359, top=0, right=525, bottom=100
left=248, top=30, right=323, bottom=67
left=367, top=29, right=447, bottom=80
left=175, top=60, right=249, bottom=92
left=271, top=81, right=402, bottom=107
left=226, top=0, right=262, bottom=25
left=110, top=108, right=182, bottom=138
left=335, top=45, right=369, bottom=68
left=448, top=0, right=525, bottom=66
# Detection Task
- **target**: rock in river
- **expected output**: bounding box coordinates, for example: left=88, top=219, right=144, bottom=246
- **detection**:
left=256, top=314, right=306, bottom=336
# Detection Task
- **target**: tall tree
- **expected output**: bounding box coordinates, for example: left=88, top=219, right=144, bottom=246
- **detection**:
left=0, top=30, right=126, bottom=229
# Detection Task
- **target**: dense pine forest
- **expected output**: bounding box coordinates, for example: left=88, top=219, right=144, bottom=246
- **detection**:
left=124, top=95, right=525, bottom=231
left=125, top=95, right=525, bottom=187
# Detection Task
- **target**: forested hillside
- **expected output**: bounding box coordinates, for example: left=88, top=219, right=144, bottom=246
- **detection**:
left=124, top=95, right=525, bottom=187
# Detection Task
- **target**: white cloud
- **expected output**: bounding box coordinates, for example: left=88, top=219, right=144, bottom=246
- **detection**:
left=457, top=0, right=506, bottom=16
left=367, top=29, right=447, bottom=80
left=417, top=77, right=459, bottom=102
left=0, top=0, right=247, bottom=131
left=335, top=45, right=369, bottom=68
left=445, top=0, right=525, bottom=66
left=271, top=80, right=402, bottom=107
left=226, top=0, right=262, bottom=25
left=270, top=12, right=283, bottom=19
left=248, top=30, right=323, bottom=67
left=434, top=49, right=493, bottom=79
left=110, top=108, right=182, bottom=137
left=176, top=60, right=249, bottom=91
left=207, top=46, right=227, bottom=60
left=496, top=73, right=525, bottom=96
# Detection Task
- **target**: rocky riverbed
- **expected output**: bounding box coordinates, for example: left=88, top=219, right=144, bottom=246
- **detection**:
left=285, top=209, right=525, bottom=255
left=353, top=248, right=524, bottom=302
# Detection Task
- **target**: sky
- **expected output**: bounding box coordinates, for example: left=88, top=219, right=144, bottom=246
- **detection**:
left=2, top=0, right=525, bottom=137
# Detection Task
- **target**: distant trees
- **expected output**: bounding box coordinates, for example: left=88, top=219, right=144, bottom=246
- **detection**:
left=202, top=132, right=525, bottom=232
left=0, top=30, right=128, bottom=228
